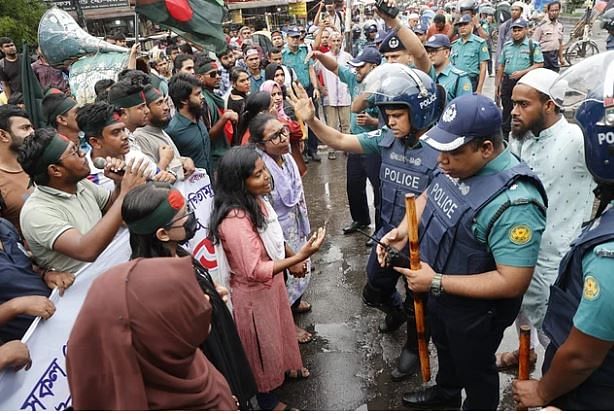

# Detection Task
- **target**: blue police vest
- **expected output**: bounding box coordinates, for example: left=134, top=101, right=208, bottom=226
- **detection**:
left=419, top=163, right=546, bottom=275
left=378, top=132, right=440, bottom=228
left=542, top=207, right=614, bottom=399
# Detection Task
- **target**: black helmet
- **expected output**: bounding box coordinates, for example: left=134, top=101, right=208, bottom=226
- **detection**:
left=458, top=0, right=477, bottom=14
left=601, top=8, right=614, bottom=31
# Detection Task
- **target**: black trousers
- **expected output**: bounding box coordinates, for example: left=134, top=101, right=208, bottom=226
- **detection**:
left=346, top=153, right=382, bottom=227
left=305, top=84, right=320, bottom=155
left=429, top=297, right=517, bottom=410
left=542, top=50, right=560, bottom=72
left=469, top=75, right=479, bottom=92
left=501, top=75, right=519, bottom=137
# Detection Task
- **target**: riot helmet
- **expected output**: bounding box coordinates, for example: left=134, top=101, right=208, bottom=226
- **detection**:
left=601, top=8, right=614, bottom=32
left=364, top=63, right=446, bottom=132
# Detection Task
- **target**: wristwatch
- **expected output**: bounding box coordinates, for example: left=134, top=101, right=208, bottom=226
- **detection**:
left=430, top=273, right=444, bottom=296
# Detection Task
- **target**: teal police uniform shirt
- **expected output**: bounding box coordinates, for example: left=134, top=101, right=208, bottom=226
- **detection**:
left=450, top=34, right=490, bottom=77
left=338, top=66, right=379, bottom=135
left=472, top=147, right=546, bottom=267
left=282, top=46, right=312, bottom=88
left=498, top=38, right=544, bottom=75
left=429, top=64, right=473, bottom=102
left=356, top=127, right=427, bottom=155
left=573, top=223, right=614, bottom=341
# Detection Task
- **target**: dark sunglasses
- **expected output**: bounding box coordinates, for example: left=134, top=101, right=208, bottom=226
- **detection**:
left=207, top=70, right=222, bottom=78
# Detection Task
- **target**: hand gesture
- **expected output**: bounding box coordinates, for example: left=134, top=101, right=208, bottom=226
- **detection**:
left=158, top=145, right=174, bottom=164
left=153, top=170, right=177, bottom=183
left=182, top=157, right=196, bottom=177
left=289, top=261, right=308, bottom=278
left=393, top=261, right=434, bottom=293
left=512, top=379, right=546, bottom=409
left=224, top=110, right=239, bottom=123
left=376, top=227, right=408, bottom=267
left=298, top=227, right=326, bottom=259
left=375, top=0, right=400, bottom=26
left=43, top=271, right=75, bottom=296
left=119, top=158, right=148, bottom=196
left=10, top=296, right=55, bottom=319
left=0, top=341, right=31, bottom=371
left=286, top=81, right=317, bottom=122
left=103, top=157, right=127, bottom=183
left=356, top=112, right=377, bottom=126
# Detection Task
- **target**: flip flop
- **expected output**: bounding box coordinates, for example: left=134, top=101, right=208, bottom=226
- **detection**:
left=285, top=367, right=310, bottom=380
left=293, top=300, right=312, bottom=314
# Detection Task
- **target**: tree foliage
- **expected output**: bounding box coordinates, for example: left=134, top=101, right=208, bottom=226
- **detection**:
left=0, top=0, right=48, bottom=47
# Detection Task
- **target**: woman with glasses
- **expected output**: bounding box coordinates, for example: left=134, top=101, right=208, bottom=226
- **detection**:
left=209, top=146, right=326, bottom=410
left=121, top=182, right=259, bottom=410
left=249, top=112, right=314, bottom=344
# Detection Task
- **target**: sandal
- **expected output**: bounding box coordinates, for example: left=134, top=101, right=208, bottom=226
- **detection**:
left=296, top=326, right=313, bottom=344
left=496, top=349, right=537, bottom=371
left=285, top=367, right=310, bottom=380
left=293, top=300, right=312, bottom=314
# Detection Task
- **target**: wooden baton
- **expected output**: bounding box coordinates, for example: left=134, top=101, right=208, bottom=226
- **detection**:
left=404, top=193, right=431, bottom=383
left=517, top=324, right=531, bottom=411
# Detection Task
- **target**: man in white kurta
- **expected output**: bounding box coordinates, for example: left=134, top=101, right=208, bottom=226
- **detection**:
left=503, top=68, right=595, bottom=362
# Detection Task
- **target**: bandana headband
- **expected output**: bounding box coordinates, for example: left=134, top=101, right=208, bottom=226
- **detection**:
left=127, top=190, right=186, bottom=235
left=47, top=98, right=77, bottom=124
left=32, top=134, right=71, bottom=177
left=196, top=62, right=219, bottom=75
left=110, top=90, right=146, bottom=109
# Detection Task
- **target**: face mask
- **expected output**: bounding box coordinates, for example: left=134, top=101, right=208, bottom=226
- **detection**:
left=179, top=212, right=198, bottom=244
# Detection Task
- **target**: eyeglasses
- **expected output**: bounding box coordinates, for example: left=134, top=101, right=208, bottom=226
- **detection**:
left=263, top=126, right=290, bottom=144
left=58, top=146, right=84, bottom=162
left=166, top=207, right=194, bottom=229
left=207, top=70, right=222, bottom=78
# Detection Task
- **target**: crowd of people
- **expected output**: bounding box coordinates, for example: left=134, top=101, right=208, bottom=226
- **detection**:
left=0, top=0, right=613, bottom=410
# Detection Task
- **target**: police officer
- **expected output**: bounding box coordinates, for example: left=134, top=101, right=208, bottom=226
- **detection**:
left=382, top=94, right=547, bottom=409
left=495, top=18, right=543, bottom=137
left=513, top=54, right=614, bottom=410
left=424, top=34, right=473, bottom=102
left=287, top=63, right=445, bottom=381
left=450, top=14, right=490, bottom=93
left=310, top=47, right=384, bottom=241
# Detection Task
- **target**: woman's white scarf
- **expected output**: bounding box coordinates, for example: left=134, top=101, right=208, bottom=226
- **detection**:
left=258, top=197, right=286, bottom=261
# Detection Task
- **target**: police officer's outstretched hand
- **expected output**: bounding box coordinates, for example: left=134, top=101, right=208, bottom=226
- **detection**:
left=512, top=379, right=546, bottom=409
left=287, top=81, right=316, bottom=122
left=376, top=228, right=407, bottom=267
left=394, top=261, right=435, bottom=293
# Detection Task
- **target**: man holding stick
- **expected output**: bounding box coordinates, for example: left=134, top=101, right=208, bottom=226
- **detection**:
left=382, top=94, right=547, bottom=409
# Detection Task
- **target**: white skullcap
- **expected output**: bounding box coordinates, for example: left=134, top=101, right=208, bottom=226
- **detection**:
left=409, top=13, right=420, bottom=19
left=512, top=1, right=525, bottom=8
left=518, top=68, right=561, bottom=103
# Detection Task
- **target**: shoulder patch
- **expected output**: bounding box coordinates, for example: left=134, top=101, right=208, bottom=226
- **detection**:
left=509, top=224, right=532, bottom=245
left=367, top=129, right=382, bottom=138
left=595, top=246, right=614, bottom=258
left=583, top=275, right=600, bottom=301
left=463, top=82, right=471, bottom=91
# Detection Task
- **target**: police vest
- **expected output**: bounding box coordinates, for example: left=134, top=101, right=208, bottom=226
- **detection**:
left=378, top=131, right=440, bottom=228
left=542, top=207, right=614, bottom=399
left=419, top=163, right=546, bottom=275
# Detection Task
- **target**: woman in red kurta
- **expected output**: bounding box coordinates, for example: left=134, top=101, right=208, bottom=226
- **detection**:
left=209, top=146, right=325, bottom=410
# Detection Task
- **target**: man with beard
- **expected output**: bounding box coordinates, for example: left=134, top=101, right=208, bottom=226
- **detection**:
left=0, top=38, right=22, bottom=98
left=0, top=106, right=34, bottom=234
left=17, top=128, right=148, bottom=273
left=196, top=57, right=238, bottom=172
left=41, top=92, right=81, bottom=147
left=495, top=2, right=524, bottom=70
left=495, top=68, right=595, bottom=370
left=133, top=86, right=195, bottom=180
left=166, top=73, right=212, bottom=172
left=496, top=19, right=543, bottom=138
left=216, top=48, right=236, bottom=97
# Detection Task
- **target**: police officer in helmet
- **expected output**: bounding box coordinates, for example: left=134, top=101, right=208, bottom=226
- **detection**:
left=286, top=63, right=446, bottom=380
left=382, top=94, right=547, bottom=409
left=513, top=51, right=614, bottom=410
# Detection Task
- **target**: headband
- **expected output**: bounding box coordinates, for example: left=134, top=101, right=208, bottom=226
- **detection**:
left=109, top=90, right=146, bottom=109
left=196, top=62, right=219, bottom=75
left=103, top=110, right=124, bottom=128
left=144, top=87, right=164, bottom=105
left=32, top=134, right=71, bottom=177
left=127, top=189, right=185, bottom=235
left=47, top=97, right=77, bottom=124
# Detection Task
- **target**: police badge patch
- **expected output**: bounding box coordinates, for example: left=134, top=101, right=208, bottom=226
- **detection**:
left=509, top=224, right=532, bottom=245
left=442, top=103, right=456, bottom=123
left=583, top=275, right=600, bottom=301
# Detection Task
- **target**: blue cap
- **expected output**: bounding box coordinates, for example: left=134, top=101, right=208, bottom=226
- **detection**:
left=455, top=14, right=473, bottom=24
left=349, top=47, right=382, bottom=66
left=421, top=94, right=502, bottom=151
left=424, top=34, right=451, bottom=48
left=413, top=24, right=427, bottom=35
left=511, top=18, right=528, bottom=28
left=286, top=26, right=301, bottom=37
left=379, top=31, right=406, bottom=53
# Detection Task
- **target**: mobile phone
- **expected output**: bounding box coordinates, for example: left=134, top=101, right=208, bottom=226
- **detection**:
left=375, top=0, right=400, bottom=18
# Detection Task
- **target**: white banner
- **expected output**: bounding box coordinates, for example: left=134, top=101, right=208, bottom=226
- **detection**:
left=0, top=169, right=229, bottom=410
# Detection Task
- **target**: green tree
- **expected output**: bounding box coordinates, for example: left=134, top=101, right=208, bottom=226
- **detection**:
left=0, top=0, right=48, bottom=46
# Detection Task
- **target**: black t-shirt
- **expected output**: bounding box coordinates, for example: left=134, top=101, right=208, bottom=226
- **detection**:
left=0, top=55, right=22, bottom=94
